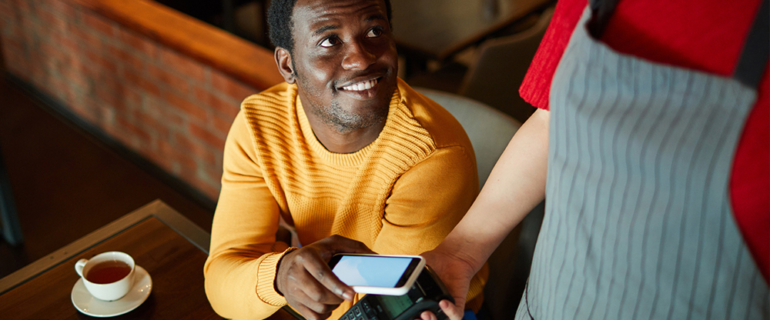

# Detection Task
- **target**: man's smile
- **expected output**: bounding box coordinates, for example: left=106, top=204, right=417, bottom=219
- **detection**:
left=335, top=76, right=385, bottom=99
left=339, top=77, right=379, bottom=91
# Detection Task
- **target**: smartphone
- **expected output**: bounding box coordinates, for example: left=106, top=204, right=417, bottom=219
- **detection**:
left=328, top=254, right=426, bottom=296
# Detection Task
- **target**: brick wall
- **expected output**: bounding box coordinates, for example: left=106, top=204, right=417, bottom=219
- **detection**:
left=0, top=0, right=263, bottom=199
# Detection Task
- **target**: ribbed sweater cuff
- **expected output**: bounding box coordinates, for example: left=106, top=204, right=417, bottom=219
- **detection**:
left=256, top=247, right=298, bottom=306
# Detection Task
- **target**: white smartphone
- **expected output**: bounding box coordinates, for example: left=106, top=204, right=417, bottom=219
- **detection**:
left=328, top=254, right=426, bottom=296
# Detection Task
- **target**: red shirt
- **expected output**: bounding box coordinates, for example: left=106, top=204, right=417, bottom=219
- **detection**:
left=520, top=0, right=769, bottom=282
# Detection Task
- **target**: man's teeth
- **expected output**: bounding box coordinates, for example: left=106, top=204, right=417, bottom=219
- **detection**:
left=342, top=79, right=378, bottom=91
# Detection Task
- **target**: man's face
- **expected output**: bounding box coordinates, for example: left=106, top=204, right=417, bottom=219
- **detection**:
left=289, top=0, right=398, bottom=132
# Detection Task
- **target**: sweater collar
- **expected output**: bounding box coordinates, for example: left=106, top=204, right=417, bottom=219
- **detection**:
left=295, top=80, right=403, bottom=167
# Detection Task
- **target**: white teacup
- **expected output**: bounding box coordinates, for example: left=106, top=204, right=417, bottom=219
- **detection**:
left=74, top=251, right=136, bottom=301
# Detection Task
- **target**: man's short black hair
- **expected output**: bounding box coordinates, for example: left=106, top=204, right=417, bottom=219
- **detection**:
left=267, top=0, right=392, bottom=54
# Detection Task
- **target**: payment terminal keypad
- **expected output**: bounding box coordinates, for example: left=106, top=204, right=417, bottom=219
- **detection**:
left=342, top=301, right=380, bottom=320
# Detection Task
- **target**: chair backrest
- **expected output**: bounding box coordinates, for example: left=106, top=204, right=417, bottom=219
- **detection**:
left=459, top=7, right=554, bottom=123
left=415, top=88, right=520, bottom=190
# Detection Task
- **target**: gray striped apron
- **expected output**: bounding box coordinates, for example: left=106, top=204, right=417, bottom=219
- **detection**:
left=516, top=3, right=770, bottom=320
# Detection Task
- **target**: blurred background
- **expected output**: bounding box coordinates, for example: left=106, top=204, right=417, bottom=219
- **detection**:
left=0, top=0, right=554, bottom=318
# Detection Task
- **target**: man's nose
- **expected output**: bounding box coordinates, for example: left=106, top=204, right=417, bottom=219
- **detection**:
left=341, top=41, right=376, bottom=70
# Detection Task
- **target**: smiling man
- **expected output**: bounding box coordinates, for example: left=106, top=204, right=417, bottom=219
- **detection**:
left=203, top=0, right=485, bottom=319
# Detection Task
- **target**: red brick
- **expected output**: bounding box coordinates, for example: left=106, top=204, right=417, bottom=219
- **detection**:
left=159, top=139, right=198, bottom=174
left=123, top=85, right=143, bottom=108
left=81, top=11, right=115, bottom=37
left=2, top=41, right=28, bottom=74
left=118, top=29, right=158, bottom=59
left=99, top=73, right=124, bottom=93
left=14, top=0, right=31, bottom=13
left=95, top=84, right=131, bottom=113
left=211, top=70, right=257, bottom=102
left=36, top=6, right=68, bottom=31
left=0, top=1, right=14, bottom=24
left=27, top=61, right=47, bottom=83
left=176, top=153, right=199, bottom=175
left=87, top=97, right=117, bottom=126
left=82, top=49, right=118, bottom=75
left=68, top=23, right=103, bottom=49
left=94, top=86, right=122, bottom=110
left=1, top=17, right=20, bottom=40
left=148, top=64, right=190, bottom=93
left=121, top=69, right=160, bottom=98
left=58, top=64, right=91, bottom=91
left=99, top=78, right=144, bottom=110
left=211, top=115, right=234, bottom=136
left=38, top=41, right=69, bottom=64
left=107, top=44, right=145, bottom=72
left=0, top=0, right=12, bottom=14
left=189, top=122, right=226, bottom=151
left=49, top=29, right=79, bottom=55
left=175, top=133, right=216, bottom=165
left=81, top=95, right=103, bottom=119
left=163, top=91, right=207, bottom=122
left=48, top=0, right=78, bottom=19
left=48, top=74, right=75, bottom=104
left=133, top=108, right=170, bottom=140
left=1, top=33, right=24, bottom=54
left=158, top=47, right=206, bottom=82
left=117, top=116, right=153, bottom=146
left=145, top=97, right=185, bottom=127
left=193, top=86, right=239, bottom=119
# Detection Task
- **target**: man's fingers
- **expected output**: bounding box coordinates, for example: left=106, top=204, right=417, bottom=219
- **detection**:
left=302, top=255, right=354, bottom=301
left=439, top=299, right=464, bottom=320
left=291, top=288, right=338, bottom=315
left=292, top=302, right=331, bottom=320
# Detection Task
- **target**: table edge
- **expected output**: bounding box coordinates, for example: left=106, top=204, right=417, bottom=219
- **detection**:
left=0, top=199, right=210, bottom=295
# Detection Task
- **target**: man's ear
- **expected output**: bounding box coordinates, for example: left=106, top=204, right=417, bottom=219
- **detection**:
left=275, top=47, right=296, bottom=84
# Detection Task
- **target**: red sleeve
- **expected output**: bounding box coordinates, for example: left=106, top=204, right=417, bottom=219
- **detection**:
left=730, top=69, right=770, bottom=283
left=518, top=0, right=587, bottom=111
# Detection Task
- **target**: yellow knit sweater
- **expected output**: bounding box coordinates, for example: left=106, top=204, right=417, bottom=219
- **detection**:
left=204, top=79, right=485, bottom=320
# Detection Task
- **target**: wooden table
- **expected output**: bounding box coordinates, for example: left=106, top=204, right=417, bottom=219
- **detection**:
left=0, top=200, right=218, bottom=319
left=391, top=0, right=552, bottom=61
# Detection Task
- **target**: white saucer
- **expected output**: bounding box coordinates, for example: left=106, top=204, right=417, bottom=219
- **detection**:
left=71, top=265, right=153, bottom=317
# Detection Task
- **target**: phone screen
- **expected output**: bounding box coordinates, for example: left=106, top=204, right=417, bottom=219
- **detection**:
left=331, top=255, right=413, bottom=288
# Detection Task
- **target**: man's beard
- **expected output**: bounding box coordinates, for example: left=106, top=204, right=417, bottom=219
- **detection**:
left=312, top=99, right=389, bottom=133
left=298, top=73, right=391, bottom=134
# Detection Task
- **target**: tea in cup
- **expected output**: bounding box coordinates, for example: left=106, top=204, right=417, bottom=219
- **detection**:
left=74, top=251, right=135, bottom=301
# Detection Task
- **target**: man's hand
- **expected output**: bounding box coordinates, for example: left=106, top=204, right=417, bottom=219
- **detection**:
left=275, top=235, right=374, bottom=320
left=419, top=249, right=476, bottom=320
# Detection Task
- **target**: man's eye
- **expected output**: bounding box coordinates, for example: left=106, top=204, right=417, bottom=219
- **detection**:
left=367, top=28, right=383, bottom=38
left=320, top=37, right=340, bottom=47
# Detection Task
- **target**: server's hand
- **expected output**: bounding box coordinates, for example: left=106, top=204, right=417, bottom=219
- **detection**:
left=419, top=249, right=474, bottom=320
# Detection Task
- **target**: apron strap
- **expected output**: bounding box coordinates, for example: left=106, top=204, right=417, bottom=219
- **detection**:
left=586, top=0, right=619, bottom=39
left=589, top=0, right=769, bottom=89
left=734, top=0, right=769, bottom=88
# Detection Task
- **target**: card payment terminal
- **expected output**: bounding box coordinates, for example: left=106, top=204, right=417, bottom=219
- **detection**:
left=338, top=266, right=454, bottom=320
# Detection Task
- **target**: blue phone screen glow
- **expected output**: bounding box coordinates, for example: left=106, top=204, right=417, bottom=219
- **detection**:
left=331, top=256, right=412, bottom=288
